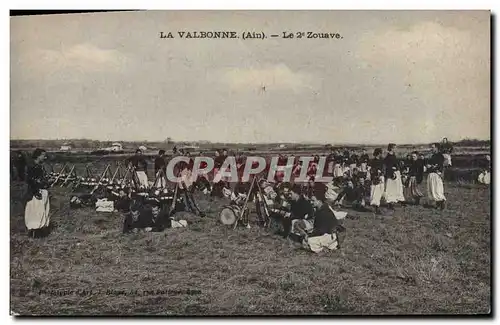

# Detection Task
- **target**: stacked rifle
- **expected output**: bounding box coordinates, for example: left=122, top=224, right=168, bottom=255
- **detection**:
left=219, top=175, right=287, bottom=229
left=44, top=161, right=186, bottom=211
left=44, top=162, right=146, bottom=193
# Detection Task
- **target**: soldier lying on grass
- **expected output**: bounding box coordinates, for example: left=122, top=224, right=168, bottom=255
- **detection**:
left=122, top=200, right=187, bottom=234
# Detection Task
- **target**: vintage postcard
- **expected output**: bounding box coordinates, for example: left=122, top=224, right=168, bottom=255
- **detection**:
left=10, top=10, right=491, bottom=316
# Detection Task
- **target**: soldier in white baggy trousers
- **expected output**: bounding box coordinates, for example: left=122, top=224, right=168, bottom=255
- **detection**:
left=24, top=149, right=51, bottom=238
left=426, top=143, right=447, bottom=210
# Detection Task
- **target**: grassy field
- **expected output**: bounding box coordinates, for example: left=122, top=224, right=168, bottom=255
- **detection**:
left=10, top=158, right=491, bottom=315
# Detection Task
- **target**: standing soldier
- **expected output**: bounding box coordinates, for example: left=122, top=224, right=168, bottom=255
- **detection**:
left=126, top=149, right=149, bottom=189
left=440, top=137, right=453, bottom=180
left=154, top=150, right=167, bottom=188
left=369, top=148, right=385, bottom=215
left=427, top=143, right=447, bottom=209
left=348, top=149, right=359, bottom=174
left=359, top=148, right=370, bottom=176
left=14, top=151, right=27, bottom=181
left=403, top=151, right=424, bottom=205
left=441, top=137, right=453, bottom=167
left=24, top=149, right=51, bottom=238
left=383, top=143, right=405, bottom=210
left=332, top=149, right=344, bottom=179
left=213, top=149, right=226, bottom=183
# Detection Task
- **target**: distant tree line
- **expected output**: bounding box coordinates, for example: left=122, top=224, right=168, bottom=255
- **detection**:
left=452, top=138, right=490, bottom=147
left=10, top=138, right=490, bottom=150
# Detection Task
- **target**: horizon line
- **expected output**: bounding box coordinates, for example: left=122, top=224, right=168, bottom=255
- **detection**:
left=9, top=137, right=491, bottom=146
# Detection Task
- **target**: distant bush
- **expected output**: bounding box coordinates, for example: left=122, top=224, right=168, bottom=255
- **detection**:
left=452, top=138, right=490, bottom=147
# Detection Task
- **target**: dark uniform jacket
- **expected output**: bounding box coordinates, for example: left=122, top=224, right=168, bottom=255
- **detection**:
left=311, top=203, right=339, bottom=237
left=25, top=163, right=49, bottom=202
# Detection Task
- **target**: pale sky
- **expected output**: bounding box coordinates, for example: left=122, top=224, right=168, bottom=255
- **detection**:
left=10, top=10, right=490, bottom=144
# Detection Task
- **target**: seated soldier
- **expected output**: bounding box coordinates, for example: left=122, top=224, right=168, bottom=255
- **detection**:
left=259, top=179, right=278, bottom=202
left=273, top=181, right=290, bottom=204
left=194, top=174, right=212, bottom=194
left=234, top=181, right=251, bottom=198
left=221, top=182, right=234, bottom=199
left=332, top=177, right=369, bottom=211
left=211, top=180, right=227, bottom=198
left=230, top=184, right=248, bottom=206
left=299, top=187, right=346, bottom=253
left=325, top=180, right=342, bottom=206
left=254, top=179, right=279, bottom=226
left=265, top=183, right=291, bottom=228
left=349, top=166, right=357, bottom=178
left=305, top=176, right=316, bottom=198
left=280, top=183, right=315, bottom=239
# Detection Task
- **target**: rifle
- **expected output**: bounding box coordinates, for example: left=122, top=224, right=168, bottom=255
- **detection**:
left=60, top=165, right=76, bottom=187
left=254, top=176, right=273, bottom=227
left=169, top=177, right=180, bottom=216
left=50, top=163, right=68, bottom=187
left=233, top=176, right=256, bottom=230
left=90, top=164, right=111, bottom=195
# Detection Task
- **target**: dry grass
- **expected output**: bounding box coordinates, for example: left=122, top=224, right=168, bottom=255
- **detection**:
left=10, top=176, right=490, bottom=315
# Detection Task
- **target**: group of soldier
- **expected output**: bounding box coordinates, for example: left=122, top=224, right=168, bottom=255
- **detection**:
left=109, top=140, right=454, bottom=252
left=12, top=138, right=472, bottom=253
